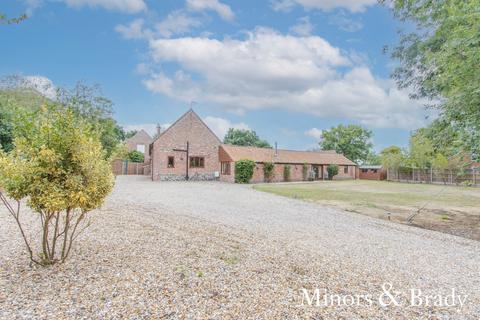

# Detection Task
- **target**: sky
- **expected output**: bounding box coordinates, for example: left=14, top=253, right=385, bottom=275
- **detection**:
left=1, top=0, right=433, bottom=152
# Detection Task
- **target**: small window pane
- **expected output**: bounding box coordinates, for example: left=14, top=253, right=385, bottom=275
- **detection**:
left=190, top=157, right=205, bottom=168
left=136, top=144, right=145, bottom=153
left=221, top=162, right=231, bottom=175
left=168, top=156, right=174, bottom=168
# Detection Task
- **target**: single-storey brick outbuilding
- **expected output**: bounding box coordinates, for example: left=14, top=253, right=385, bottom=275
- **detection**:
left=219, top=144, right=356, bottom=183
left=358, top=165, right=387, bottom=180
left=149, top=109, right=357, bottom=182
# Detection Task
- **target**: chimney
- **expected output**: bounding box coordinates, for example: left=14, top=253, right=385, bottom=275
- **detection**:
left=156, top=123, right=161, bottom=137
left=274, top=142, right=278, bottom=157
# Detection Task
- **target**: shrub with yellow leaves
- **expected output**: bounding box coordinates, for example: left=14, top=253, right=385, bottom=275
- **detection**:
left=0, top=104, right=114, bottom=265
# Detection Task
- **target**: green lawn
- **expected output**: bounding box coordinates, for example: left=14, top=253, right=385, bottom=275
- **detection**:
left=254, top=180, right=480, bottom=208
left=254, top=180, right=480, bottom=240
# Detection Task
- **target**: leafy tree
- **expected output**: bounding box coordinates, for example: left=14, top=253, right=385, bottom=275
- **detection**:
left=409, top=132, right=434, bottom=168
left=0, top=87, right=49, bottom=152
left=263, top=162, right=275, bottom=182
left=125, top=130, right=138, bottom=139
left=435, top=154, right=449, bottom=184
left=0, top=105, right=114, bottom=266
left=380, top=146, right=405, bottom=171
left=326, top=164, right=339, bottom=180
left=319, top=124, right=373, bottom=163
left=283, top=165, right=291, bottom=182
left=235, top=159, right=255, bottom=183
left=0, top=12, right=27, bottom=25
left=417, top=118, right=463, bottom=158
left=0, top=109, right=13, bottom=152
left=385, top=0, right=480, bottom=160
left=56, top=82, right=126, bottom=158
left=432, top=153, right=449, bottom=170
left=0, top=78, right=125, bottom=158
left=302, top=163, right=309, bottom=181
left=365, top=153, right=381, bottom=165
left=127, top=150, right=144, bottom=163
left=224, top=128, right=271, bottom=148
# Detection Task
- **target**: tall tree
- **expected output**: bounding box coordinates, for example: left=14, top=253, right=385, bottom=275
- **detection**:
left=417, top=118, right=462, bottom=158
left=0, top=77, right=125, bottom=158
left=386, top=0, right=480, bottom=160
left=0, top=12, right=27, bottom=25
left=125, top=130, right=138, bottom=139
left=319, top=124, right=373, bottom=163
left=409, top=132, right=434, bottom=168
left=223, top=128, right=271, bottom=148
left=0, top=108, right=13, bottom=152
left=380, top=146, right=406, bottom=170
left=56, top=82, right=125, bottom=158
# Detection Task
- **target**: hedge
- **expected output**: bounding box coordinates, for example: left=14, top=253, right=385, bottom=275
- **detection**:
left=283, top=164, right=291, bottom=182
left=327, top=164, right=339, bottom=180
left=235, top=159, right=255, bottom=183
left=302, top=163, right=308, bottom=181
left=263, top=162, right=275, bottom=182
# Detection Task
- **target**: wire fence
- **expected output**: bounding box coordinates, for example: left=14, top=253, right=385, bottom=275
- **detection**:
left=387, top=167, right=480, bottom=186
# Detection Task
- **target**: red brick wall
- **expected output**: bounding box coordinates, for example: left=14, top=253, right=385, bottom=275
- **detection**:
left=333, top=165, right=356, bottom=180
left=250, top=163, right=306, bottom=183
left=220, top=161, right=235, bottom=183
left=151, top=111, right=221, bottom=181
left=221, top=162, right=356, bottom=183
left=359, top=168, right=387, bottom=180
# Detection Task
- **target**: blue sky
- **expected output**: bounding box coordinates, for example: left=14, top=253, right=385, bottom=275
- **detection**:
left=1, top=0, right=432, bottom=152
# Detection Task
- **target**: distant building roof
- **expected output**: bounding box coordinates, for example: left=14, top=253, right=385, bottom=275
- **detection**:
left=359, top=165, right=383, bottom=169
left=126, top=129, right=153, bottom=144
left=220, top=144, right=356, bottom=166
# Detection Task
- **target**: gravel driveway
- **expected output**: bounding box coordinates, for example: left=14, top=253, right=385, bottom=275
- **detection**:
left=1, top=176, right=479, bottom=319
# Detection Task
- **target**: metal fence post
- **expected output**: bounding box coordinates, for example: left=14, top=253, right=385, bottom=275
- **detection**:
left=430, top=167, right=433, bottom=184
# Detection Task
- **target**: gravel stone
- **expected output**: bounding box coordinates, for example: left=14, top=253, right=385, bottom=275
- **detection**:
left=1, top=176, right=479, bottom=319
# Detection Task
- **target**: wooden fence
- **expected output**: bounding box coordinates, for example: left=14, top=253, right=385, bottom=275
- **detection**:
left=387, top=167, right=480, bottom=186
left=112, top=159, right=151, bottom=176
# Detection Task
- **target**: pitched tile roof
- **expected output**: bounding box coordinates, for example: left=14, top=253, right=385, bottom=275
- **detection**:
left=151, top=109, right=221, bottom=146
left=220, top=144, right=357, bottom=166
left=126, top=129, right=152, bottom=143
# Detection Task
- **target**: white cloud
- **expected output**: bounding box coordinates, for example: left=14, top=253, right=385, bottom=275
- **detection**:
left=305, top=127, right=323, bottom=140
left=289, top=16, right=314, bottom=36
left=187, top=0, right=234, bottom=21
left=116, top=11, right=202, bottom=40
left=155, top=10, right=203, bottom=38
left=142, top=28, right=430, bottom=130
left=23, top=76, right=57, bottom=99
left=271, top=0, right=377, bottom=13
left=63, top=0, right=146, bottom=13
left=23, top=0, right=43, bottom=15
left=203, top=116, right=250, bottom=139
left=328, top=11, right=363, bottom=32
left=115, top=19, right=148, bottom=39
left=24, top=0, right=146, bottom=14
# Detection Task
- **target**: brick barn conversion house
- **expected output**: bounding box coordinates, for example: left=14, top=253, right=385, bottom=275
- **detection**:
left=149, top=109, right=357, bottom=182
left=125, top=129, right=153, bottom=163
